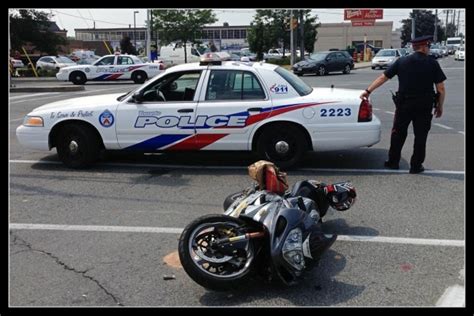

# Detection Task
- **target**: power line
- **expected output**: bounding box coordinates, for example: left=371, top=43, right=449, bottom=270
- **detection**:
left=76, top=9, right=90, bottom=28
left=51, top=9, right=146, bottom=27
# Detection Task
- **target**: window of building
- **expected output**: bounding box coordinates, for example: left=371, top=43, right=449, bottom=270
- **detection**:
left=234, top=30, right=240, bottom=38
left=214, top=30, right=220, bottom=39
left=228, top=29, right=234, bottom=39
left=221, top=30, right=228, bottom=39
left=240, top=30, right=246, bottom=39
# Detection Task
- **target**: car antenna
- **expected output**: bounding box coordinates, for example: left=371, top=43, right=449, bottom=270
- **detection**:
left=331, top=84, right=334, bottom=89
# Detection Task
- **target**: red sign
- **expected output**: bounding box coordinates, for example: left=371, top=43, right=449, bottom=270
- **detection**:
left=352, top=20, right=376, bottom=27
left=344, top=9, right=383, bottom=20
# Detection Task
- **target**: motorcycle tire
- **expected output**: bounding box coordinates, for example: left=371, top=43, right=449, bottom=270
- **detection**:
left=178, top=214, right=256, bottom=291
left=223, top=191, right=247, bottom=210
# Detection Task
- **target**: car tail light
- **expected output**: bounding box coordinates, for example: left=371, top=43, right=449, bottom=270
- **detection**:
left=159, top=63, right=165, bottom=70
left=358, top=99, right=373, bottom=122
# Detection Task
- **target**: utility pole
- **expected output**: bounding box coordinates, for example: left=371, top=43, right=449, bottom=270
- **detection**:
left=452, top=9, right=456, bottom=25
left=146, top=9, right=151, bottom=60
left=457, top=10, right=460, bottom=36
left=299, top=10, right=305, bottom=61
left=434, top=9, right=438, bottom=43
left=411, top=10, right=416, bottom=40
left=133, top=10, right=139, bottom=49
left=290, top=10, right=295, bottom=66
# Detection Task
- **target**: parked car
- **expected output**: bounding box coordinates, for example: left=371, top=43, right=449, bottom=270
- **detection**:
left=397, top=48, right=409, bottom=57
left=446, top=45, right=455, bottom=55
left=440, top=46, right=449, bottom=57
left=10, top=57, right=25, bottom=69
left=454, top=46, right=465, bottom=61
left=227, top=50, right=258, bottom=61
left=355, top=43, right=382, bottom=55
left=56, top=54, right=164, bottom=84
left=292, top=51, right=354, bottom=76
left=371, top=49, right=402, bottom=70
left=16, top=53, right=381, bottom=169
left=429, top=44, right=443, bottom=59
left=36, top=56, right=77, bottom=71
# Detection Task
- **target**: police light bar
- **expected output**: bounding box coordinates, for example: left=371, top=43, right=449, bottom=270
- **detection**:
left=199, top=53, right=222, bottom=65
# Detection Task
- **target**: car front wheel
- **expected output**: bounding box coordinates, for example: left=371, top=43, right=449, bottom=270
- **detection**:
left=56, top=124, right=101, bottom=168
left=317, top=65, right=326, bottom=76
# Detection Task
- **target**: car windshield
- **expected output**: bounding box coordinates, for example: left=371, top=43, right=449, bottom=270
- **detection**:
left=309, top=53, right=328, bottom=61
left=56, top=56, right=75, bottom=63
left=431, top=44, right=440, bottom=49
left=459, top=47, right=464, bottom=51
left=275, top=67, right=313, bottom=96
left=376, top=50, right=396, bottom=57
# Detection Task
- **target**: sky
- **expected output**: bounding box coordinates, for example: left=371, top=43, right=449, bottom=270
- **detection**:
left=31, top=9, right=465, bottom=38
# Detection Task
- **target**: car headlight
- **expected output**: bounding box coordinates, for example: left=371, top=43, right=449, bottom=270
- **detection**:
left=282, top=228, right=305, bottom=271
left=23, top=116, right=44, bottom=127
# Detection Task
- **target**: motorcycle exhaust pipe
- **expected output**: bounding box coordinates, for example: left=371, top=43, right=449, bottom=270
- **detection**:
left=216, top=231, right=265, bottom=245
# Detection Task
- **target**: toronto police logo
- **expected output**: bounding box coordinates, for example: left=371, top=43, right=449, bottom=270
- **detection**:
left=99, top=110, right=114, bottom=127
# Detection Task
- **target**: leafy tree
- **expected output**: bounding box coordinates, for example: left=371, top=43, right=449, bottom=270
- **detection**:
left=400, top=10, right=445, bottom=46
left=151, top=9, right=217, bottom=63
left=120, top=36, right=138, bottom=55
left=248, top=10, right=319, bottom=59
left=445, top=23, right=457, bottom=38
left=9, top=9, right=67, bottom=55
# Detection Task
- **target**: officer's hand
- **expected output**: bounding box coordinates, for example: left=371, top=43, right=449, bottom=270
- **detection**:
left=360, top=91, right=370, bottom=100
left=434, top=105, right=443, bottom=118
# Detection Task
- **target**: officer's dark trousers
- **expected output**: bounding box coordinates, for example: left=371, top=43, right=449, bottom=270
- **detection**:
left=388, top=97, right=433, bottom=168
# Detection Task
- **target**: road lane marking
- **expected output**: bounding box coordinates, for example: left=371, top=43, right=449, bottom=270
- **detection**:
left=9, top=87, right=128, bottom=104
left=10, top=92, right=59, bottom=100
left=433, top=123, right=453, bottom=130
left=10, top=118, right=24, bottom=122
left=458, top=131, right=465, bottom=135
left=9, top=159, right=465, bottom=175
left=435, top=285, right=465, bottom=307
left=9, top=223, right=465, bottom=247
left=384, top=111, right=395, bottom=115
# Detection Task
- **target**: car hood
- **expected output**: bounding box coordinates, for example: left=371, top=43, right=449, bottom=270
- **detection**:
left=60, top=64, right=93, bottom=70
left=294, top=59, right=319, bottom=67
left=373, top=56, right=395, bottom=60
left=32, top=93, right=124, bottom=113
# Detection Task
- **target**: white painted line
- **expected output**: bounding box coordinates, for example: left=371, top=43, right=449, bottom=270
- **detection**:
left=441, top=67, right=465, bottom=70
left=385, top=111, right=395, bottom=115
left=435, top=285, right=465, bottom=307
left=458, top=131, right=465, bottom=135
left=9, top=223, right=465, bottom=247
left=373, top=107, right=380, bottom=111
left=9, top=159, right=465, bottom=175
left=9, top=118, right=24, bottom=122
left=10, top=92, right=59, bottom=100
left=9, top=88, right=127, bottom=104
left=433, top=123, right=453, bottom=130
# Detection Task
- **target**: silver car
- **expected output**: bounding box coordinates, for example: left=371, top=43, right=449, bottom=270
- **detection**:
left=36, top=56, right=76, bottom=71
left=371, top=49, right=401, bottom=69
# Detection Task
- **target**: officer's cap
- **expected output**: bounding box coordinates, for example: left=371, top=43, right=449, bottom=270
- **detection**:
left=410, top=35, right=433, bottom=46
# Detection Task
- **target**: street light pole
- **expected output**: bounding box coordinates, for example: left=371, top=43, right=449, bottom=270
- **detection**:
left=411, top=9, right=416, bottom=40
left=434, top=9, right=438, bottom=43
left=134, top=10, right=139, bottom=50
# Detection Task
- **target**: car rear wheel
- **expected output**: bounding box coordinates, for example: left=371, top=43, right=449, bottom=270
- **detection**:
left=70, top=72, right=87, bottom=85
left=343, top=64, right=351, bottom=74
left=132, top=71, right=147, bottom=84
left=256, top=124, right=307, bottom=169
left=56, top=123, right=101, bottom=169
left=317, top=65, right=326, bottom=76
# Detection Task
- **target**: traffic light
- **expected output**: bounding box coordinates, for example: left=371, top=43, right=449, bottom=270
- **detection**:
left=291, top=18, right=298, bottom=30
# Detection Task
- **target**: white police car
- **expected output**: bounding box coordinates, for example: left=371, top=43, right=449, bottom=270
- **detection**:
left=56, top=53, right=163, bottom=85
left=17, top=53, right=381, bottom=168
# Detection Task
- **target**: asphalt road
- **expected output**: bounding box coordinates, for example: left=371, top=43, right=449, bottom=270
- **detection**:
left=8, top=56, right=465, bottom=307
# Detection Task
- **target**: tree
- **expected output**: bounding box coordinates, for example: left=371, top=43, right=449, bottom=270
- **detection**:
left=120, top=36, right=138, bottom=55
left=445, top=23, right=457, bottom=38
left=151, top=9, right=217, bottom=63
left=9, top=9, right=67, bottom=55
left=247, top=10, right=319, bottom=59
left=400, top=10, right=445, bottom=46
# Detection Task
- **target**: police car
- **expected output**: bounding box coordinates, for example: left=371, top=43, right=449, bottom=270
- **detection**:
left=17, top=53, right=381, bottom=169
left=55, top=53, right=163, bottom=85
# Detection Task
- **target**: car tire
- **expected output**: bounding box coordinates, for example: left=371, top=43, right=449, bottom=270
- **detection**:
left=343, top=64, right=351, bottom=74
left=371, top=66, right=375, bottom=70
left=70, top=71, right=87, bottom=85
left=56, top=123, right=101, bottom=169
left=317, top=65, right=326, bottom=76
left=256, top=124, right=307, bottom=169
left=132, top=71, right=147, bottom=84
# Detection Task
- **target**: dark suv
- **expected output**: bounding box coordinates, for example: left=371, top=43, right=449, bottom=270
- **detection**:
left=292, top=51, right=354, bottom=76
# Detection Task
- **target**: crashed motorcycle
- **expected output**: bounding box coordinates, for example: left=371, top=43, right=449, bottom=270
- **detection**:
left=178, top=162, right=356, bottom=291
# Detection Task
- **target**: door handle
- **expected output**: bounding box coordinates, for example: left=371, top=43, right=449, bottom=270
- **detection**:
left=177, top=109, right=194, bottom=113
left=247, top=107, right=262, bottom=112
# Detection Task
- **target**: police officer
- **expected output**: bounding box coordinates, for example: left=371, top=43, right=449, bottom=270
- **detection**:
left=360, top=35, right=446, bottom=174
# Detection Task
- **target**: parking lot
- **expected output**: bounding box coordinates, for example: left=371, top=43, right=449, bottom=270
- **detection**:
left=9, top=56, right=465, bottom=307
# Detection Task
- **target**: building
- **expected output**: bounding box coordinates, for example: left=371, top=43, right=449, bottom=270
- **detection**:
left=74, top=23, right=250, bottom=54
left=391, top=28, right=402, bottom=48
left=314, top=21, right=394, bottom=51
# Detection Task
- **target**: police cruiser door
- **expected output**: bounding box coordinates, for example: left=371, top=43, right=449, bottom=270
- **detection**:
left=115, top=70, right=204, bottom=151
left=194, top=68, right=271, bottom=150
left=92, top=55, right=117, bottom=80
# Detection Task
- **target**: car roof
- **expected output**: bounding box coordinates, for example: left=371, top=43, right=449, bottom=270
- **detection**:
left=165, top=61, right=278, bottom=73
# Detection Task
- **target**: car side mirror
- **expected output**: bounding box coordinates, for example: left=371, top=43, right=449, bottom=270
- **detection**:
left=326, top=57, right=331, bottom=61
left=132, top=91, right=144, bottom=103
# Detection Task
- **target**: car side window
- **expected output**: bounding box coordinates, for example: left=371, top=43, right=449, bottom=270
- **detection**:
left=118, top=56, right=134, bottom=65
left=95, top=56, right=115, bottom=66
left=141, top=71, right=202, bottom=102
left=42, top=57, right=53, bottom=63
left=206, top=70, right=265, bottom=101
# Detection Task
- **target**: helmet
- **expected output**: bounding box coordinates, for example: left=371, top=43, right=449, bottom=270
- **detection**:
left=323, top=182, right=356, bottom=211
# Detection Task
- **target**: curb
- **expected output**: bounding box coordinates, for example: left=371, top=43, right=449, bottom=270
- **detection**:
left=10, top=86, right=85, bottom=92
left=10, top=78, right=58, bottom=83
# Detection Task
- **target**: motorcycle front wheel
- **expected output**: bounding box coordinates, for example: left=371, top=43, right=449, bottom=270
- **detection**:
left=178, top=214, right=256, bottom=291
